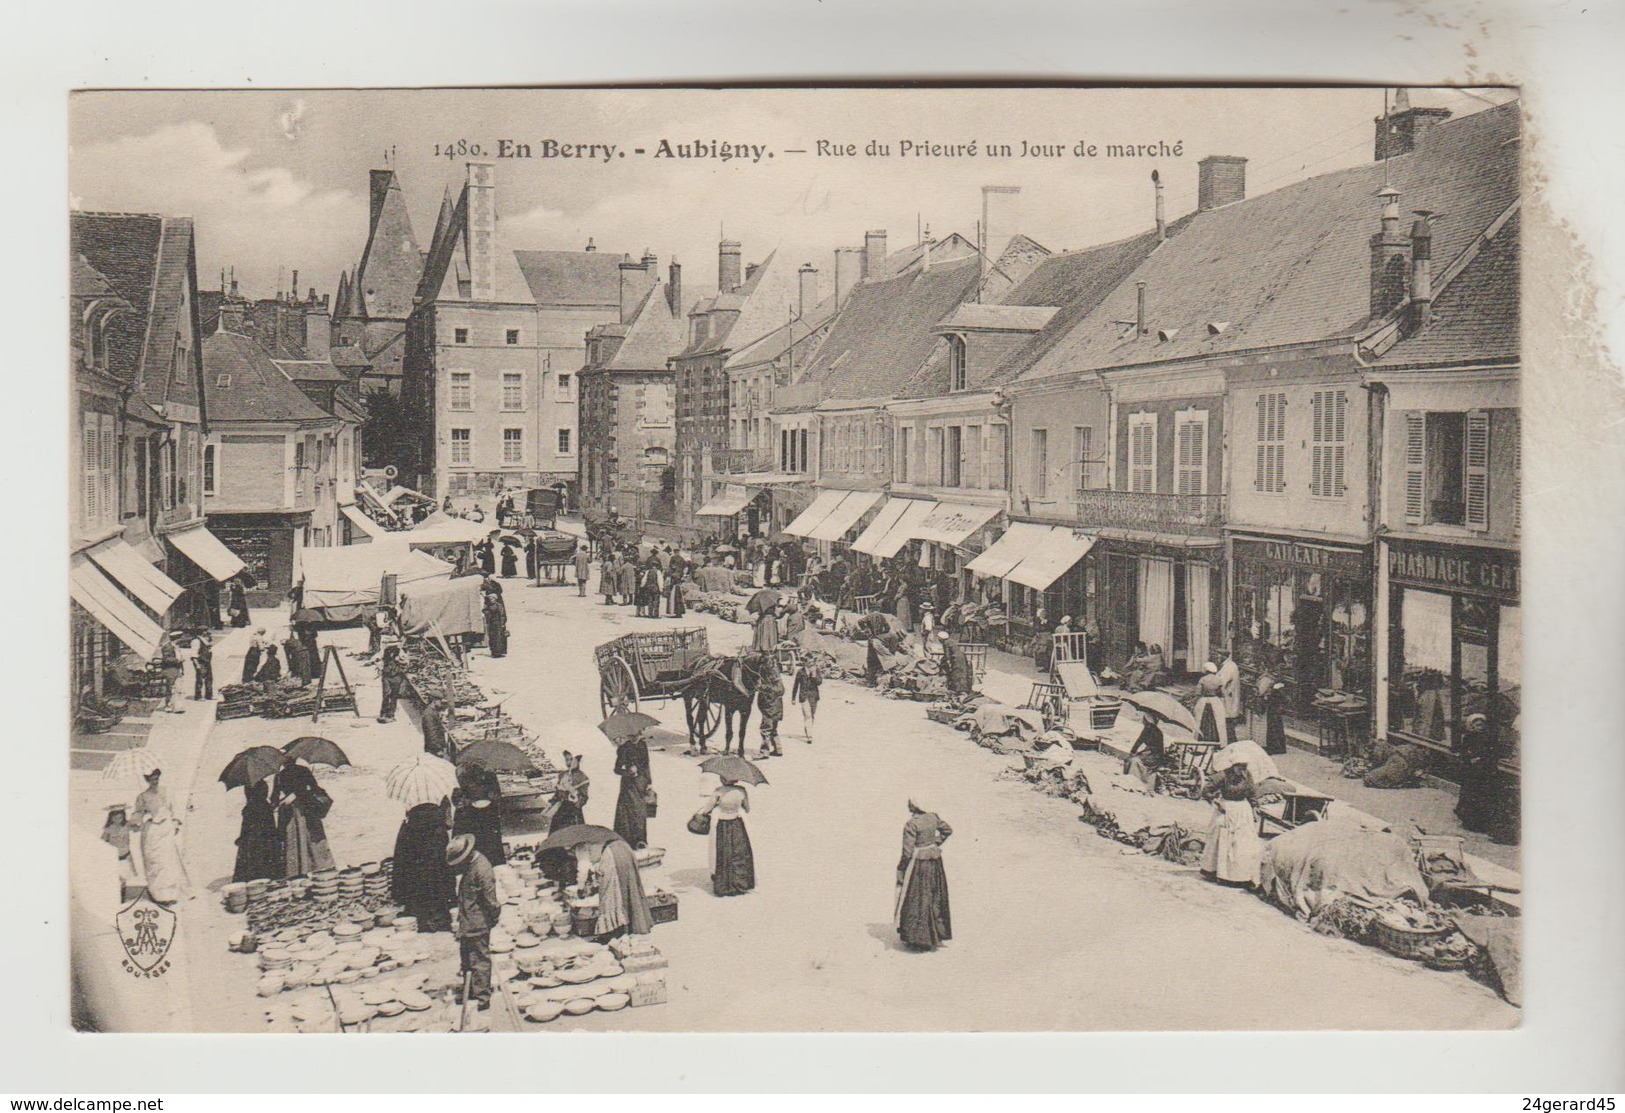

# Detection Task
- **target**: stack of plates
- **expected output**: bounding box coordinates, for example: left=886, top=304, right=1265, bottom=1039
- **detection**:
left=332, top=921, right=364, bottom=941
left=222, top=883, right=249, bottom=914
left=257, top=948, right=293, bottom=972
left=399, top=989, right=432, bottom=1012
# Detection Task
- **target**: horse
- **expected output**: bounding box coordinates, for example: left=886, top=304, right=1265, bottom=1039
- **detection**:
left=681, top=653, right=771, bottom=756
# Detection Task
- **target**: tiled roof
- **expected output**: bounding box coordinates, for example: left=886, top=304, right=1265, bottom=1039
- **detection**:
left=355, top=171, right=423, bottom=320
left=883, top=233, right=978, bottom=277
left=799, top=257, right=982, bottom=403
left=724, top=289, right=840, bottom=370
left=937, top=303, right=1058, bottom=332
left=678, top=250, right=781, bottom=357
left=203, top=330, right=334, bottom=423
left=272, top=358, right=349, bottom=383
left=513, top=250, right=626, bottom=308
left=330, top=346, right=372, bottom=368
left=1374, top=210, right=1519, bottom=369
left=1020, top=101, right=1521, bottom=381
left=72, top=254, right=123, bottom=301
left=606, top=286, right=688, bottom=372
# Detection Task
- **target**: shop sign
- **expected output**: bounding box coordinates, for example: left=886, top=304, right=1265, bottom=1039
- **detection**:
left=1233, top=537, right=1368, bottom=577
left=1387, top=540, right=1519, bottom=601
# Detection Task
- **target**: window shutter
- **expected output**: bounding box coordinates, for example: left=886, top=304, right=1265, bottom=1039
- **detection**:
left=83, top=417, right=99, bottom=523
left=1512, top=412, right=1521, bottom=534
left=1464, top=409, right=1491, bottom=531
left=101, top=415, right=116, bottom=520
left=1403, top=412, right=1426, bottom=525
left=1332, top=392, right=1347, bottom=496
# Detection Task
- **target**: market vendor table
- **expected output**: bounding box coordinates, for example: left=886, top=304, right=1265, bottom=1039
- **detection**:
left=1256, top=789, right=1335, bottom=837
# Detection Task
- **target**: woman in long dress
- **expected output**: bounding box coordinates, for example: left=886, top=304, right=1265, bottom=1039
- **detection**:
left=482, top=590, right=508, bottom=658
left=231, top=778, right=281, bottom=882
left=275, top=761, right=335, bottom=878
left=751, top=605, right=780, bottom=654
left=599, top=553, right=618, bottom=604
left=895, top=798, right=952, bottom=951
left=612, top=731, right=652, bottom=849
left=453, top=766, right=506, bottom=867
left=131, top=768, right=189, bottom=904
left=500, top=543, right=519, bottom=579
left=700, top=776, right=755, bottom=896
left=538, top=778, right=587, bottom=888
left=1200, top=764, right=1263, bottom=887
left=391, top=801, right=454, bottom=932
left=584, top=835, right=654, bottom=941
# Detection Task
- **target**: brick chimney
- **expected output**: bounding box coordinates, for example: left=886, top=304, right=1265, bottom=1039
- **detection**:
left=1374, top=89, right=1452, bottom=161
left=219, top=301, right=245, bottom=333
left=834, top=247, right=864, bottom=303
left=305, top=303, right=331, bottom=358
left=1197, top=156, right=1247, bottom=211
left=1406, top=210, right=1435, bottom=336
left=619, top=253, right=657, bottom=324
left=465, top=162, right=498, bottom=301
left=1369, top=186, right=1410, bottom=318
left=1152, top=170, right=1166, bottom=240
left=798, top=263, right=818, bottom=320
left=718, top=239, right=743, bottom=294
left=667, top=260, right=682, bottom=315
left=980, top=186, right=1020, bottom=284
left=862, top=230, right=887, bottom=280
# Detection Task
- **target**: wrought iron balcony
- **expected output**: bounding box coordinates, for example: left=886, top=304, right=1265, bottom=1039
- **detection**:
left=1075, top=488, right=1226, bottom=535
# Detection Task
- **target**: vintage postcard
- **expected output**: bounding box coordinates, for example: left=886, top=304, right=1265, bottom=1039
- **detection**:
left=68, top=86, right=1522, bottom=1034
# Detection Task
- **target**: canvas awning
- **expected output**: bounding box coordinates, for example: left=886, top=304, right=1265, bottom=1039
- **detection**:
left=864, top=498, right=937, bottom=559
left=70, top=555, right=166, bottom=660
left=341, top=504, right=390, bottom=540
left=295, top=541, right=454, bottom=609
left=966, top=522, right=1057, bottom=580
left=851, top=498, right=909, bottom=555
left=696, top=485, right=757, bottom=518
left=782, top=488, right=849, bottom=537
left=911, top=501, right=1001, bottom=547
left=806, top=489, right=884, bottom=542
left=406, top=516, right=492, bottom=545
left=85, top=538, right=184, bottom=616
left=1006, top=529, right=1097, bottom=591
left=166, top=523, right=247, bottom=583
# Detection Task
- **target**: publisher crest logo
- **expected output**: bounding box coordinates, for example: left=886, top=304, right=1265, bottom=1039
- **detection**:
left=116, top=897, right=176, bottom=977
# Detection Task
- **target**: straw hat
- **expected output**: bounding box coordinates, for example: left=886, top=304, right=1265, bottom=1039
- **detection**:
left=446, top=834, right=477, bottom=867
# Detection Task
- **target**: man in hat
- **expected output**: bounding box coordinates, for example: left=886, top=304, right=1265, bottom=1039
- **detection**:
left=192, top=630, right=214, bottom=701
left=573, top=543, right=591, bottom=597
left=447, top=833, right=500, bottom=1010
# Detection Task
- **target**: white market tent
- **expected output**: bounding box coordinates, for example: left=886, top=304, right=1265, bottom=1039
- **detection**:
left=294, top=540, right=454, bottom=610
left=407, top=517, right=496, bottom=545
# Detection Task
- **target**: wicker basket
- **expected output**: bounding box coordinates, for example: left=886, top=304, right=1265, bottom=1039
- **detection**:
left=1371, top=915, right=1455, bottom=960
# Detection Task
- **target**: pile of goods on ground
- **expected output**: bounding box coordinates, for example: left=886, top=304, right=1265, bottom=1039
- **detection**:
left=223, top=862, right=395, bottom=935
left=403, top=655, right=485, bottom=706
left=264, top=966, right=464, bottom=1033
left=499, top=935, right=668, bottom=1023
left=216, top=678, right=356, bottom=721
left=241, top=917, right=449, bottom=1001
left=686, top=591, right=749, bottom=624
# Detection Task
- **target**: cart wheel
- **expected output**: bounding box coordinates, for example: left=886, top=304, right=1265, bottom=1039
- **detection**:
left=689, top=694, right=721, bottom=741
left=600, top=658, right=638, bottom=718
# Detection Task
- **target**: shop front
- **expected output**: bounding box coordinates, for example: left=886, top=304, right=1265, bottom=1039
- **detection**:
left=1091, top=532, right=1224, bottom=680
left=1231, top=535, right=1373, bottom=745
left=1384, top=538, right=1520, bottom=777
left=693, top=484, right=764, bottom=540
left=967, top=521, right=1097, bottom=655
left=209, top=512, right=309, bottom=606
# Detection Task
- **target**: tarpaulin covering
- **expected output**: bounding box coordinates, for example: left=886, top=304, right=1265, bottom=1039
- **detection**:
left=295, top=541, right=454, bottom=609
left=407, top=517, right=494, bottom=545
left=1258, top=811, right=1428, bottom=918
left=399, top=575, right=486, bottom=638
left=340, top=504, right=389, bottom=541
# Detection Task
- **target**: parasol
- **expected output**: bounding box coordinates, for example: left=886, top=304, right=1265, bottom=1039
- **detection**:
left=535, top=824, right=621, bottom=854
left=220, top=745, right=289, bottom=790
left=282, top=737, right=351, bottom=768
left=598, top=711, right=660, bottom=741
left=745, top=587, right=783, bottom=615
left=102, top=749, right=160, bottom=783
left=1118, top=690, right=1198, bottom=733
left=455, top=740, right=538, bottom=774
left=384, top=754, right=459, bottom=808
left=698, top=753, right=768, bottom=786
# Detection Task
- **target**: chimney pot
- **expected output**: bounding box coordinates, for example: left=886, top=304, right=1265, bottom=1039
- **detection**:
left=1197, top=155, right=1247, bottom=211
left=718, top=239, right=743, bottom=293
left=1136, top=281, right=1148, bottom=336
left=1152, top=169, right=1166, bottom=240
left=798, top=263, right=818, bottom=321
left=862, top=230, right=887, bottom=280
left=667, top=260, right=683, bottom=315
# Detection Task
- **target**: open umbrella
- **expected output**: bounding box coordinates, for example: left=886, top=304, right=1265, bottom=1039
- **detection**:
left=698, top=753, right=768, bottom=786
left=1118, top=690, right=1198, bottom=734
left=598, top=711, right=660, bottom=741
left=220, top=745, right=289, bottom=790
left=283, top=737, right=351, bottom=768
left=455, top=740, right=537, bottom=774
left=102, top=748, right=159, bottom=783
left=384, top=754, right=459, bottom=808
left=535, top=824, right=621, bottom=854
left=745, top=587, right=783, bottom=615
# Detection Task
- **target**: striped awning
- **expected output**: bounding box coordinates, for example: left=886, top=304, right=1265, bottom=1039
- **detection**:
left=806, top=490, right=883, bottom=542
left=70, top=555, right=166, bottom=660
left=166, top=523, right=247, bottom=582
left=782, top=488, right=849, bottom=538
left=696, top=485, right=757, bottom=518
left=84, top=538, right=183, bottom=616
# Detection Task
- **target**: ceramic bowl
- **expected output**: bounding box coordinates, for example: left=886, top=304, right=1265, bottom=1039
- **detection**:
left=399, top=990, right=432, bottom=1012
left=596, top=992, right=630, bottom=1011
left=525, top=1001, right=564, bottom=1023
left=564, top=998, right=596, bottom=1015
left=374, top=1000, right=405, bottom=1017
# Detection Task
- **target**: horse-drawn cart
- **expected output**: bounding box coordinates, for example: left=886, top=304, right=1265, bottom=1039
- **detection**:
left=593, top=627, right=763, bottom=751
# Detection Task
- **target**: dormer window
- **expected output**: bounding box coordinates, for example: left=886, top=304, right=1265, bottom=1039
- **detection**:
left=949, top=335, right=968, bottom=392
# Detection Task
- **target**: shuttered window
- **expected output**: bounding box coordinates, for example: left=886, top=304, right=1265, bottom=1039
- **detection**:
left=1511, top=412, right=1521, bottom=535
left=83, top=415, right=100, bottom=526
left=1128, top=413, right=1157, bottom=494
left=1310, top=390, right=1348, bottom=498
left=1032, top=428, right=1049, bottom=498
left=1464, top=410, right=1491, bottom=531
left=1402, top=412, right=1426, bottom=524
left=1254, top=393, right=1286, bottom=493
left=1175, top=411, right=1207, bottom=496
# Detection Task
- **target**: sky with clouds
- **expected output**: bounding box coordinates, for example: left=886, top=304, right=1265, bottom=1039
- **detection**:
left=69, top=87, right=1515, bottom=306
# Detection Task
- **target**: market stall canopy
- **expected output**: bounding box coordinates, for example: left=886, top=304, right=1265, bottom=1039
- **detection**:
left=1005, top=529, right=1097, bottom=591
left=295, top=541, right=454, bottom=610
left=910, top=500, right=1000, bottom=547
left=807, top=489, right=883, bottom=542
left=861, top=498, right=936, bottom=558
left=850, top=497, right=908, bottom=555
left=381, top=484, right=435, bottom=508
left=695, top=485, right=757, bottom=518
left=84, top=538, right=184, bottom=616
left=398, top=575, right=485, bottom=638
left=782, top=488, right=849, bottom=538
left=70, top=554, right=166, bottom=660
left=966, top=522, right=1054, bottom=580
left=340, top=504, right=390, bottom=541
left=407, top=517, right=494, bottom=545
left=166, top=523, right=248, bottom=583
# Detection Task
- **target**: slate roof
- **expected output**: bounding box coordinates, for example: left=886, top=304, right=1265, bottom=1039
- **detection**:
left=203, top=330, right=334, bottom=423
left=1374, top=210, right=1519, bottom=369
left=678, top=251, right=778, bottom=358
left=70, top=212, right=202, bottom=411
left=936, top=303, right=1058, bottom=332
left=416, top=185, right=535, bottom=306
left=72, top=254, right=124, bottom=302
left=797, top=256, right=982, bottom=404
left=1019, top=100, right=1521, bottom=381
left=272, top=358, right=349, bottom=383
left=330, top=346, right=372, bottom=370
left=355, top=171, right=423, bottom=320
left=513, top=250, right=626, bottom=308
left=606, top=286, right=688, bottom=372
